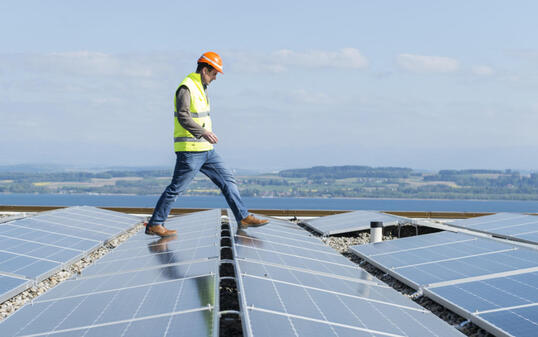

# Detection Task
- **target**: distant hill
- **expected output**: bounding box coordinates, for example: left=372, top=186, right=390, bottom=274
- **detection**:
left=0, top=164, right=170, bottom=173
left=279, top=165, right=413, bottom=179
left=0, top=164, right=68, bottom=173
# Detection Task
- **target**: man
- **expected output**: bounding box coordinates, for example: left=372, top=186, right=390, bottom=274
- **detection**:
left=145, top=51, right=269, bottom=237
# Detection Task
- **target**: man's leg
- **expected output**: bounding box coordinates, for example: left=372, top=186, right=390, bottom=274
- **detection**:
left=200, top=150, right=268, bottom=227
left=200, top=150, right=248, bottom=223
left=148, top=152, right=204, bottom=228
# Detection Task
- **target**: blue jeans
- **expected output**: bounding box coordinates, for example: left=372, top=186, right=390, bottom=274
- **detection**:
left=148, top=150, right=249, bottom=226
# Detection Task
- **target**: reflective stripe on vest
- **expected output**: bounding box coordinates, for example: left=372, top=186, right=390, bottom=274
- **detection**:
left=174, top=137, right=207, bottom=142
left=173, top=72, right=213, bottom=152
left=174, top=111, right=211, bottom=118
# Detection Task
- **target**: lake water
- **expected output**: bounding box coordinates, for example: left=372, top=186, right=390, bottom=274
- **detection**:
left=1, top=193, right=538, bottom=212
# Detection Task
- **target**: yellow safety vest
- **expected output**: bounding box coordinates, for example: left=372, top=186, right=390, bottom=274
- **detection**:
left=173, top=72, right=213, bottom=152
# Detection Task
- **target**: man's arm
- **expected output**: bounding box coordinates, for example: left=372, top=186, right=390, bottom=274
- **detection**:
left=176, top=86, right=218, bottom=144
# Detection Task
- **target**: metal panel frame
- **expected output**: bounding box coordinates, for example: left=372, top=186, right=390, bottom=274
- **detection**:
left=227, top=211, right=254, bottom=337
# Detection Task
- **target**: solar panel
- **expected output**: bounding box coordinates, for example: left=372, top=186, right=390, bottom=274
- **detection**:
left=425, top=271, right=538, bottom=337
left=478, top=305, right=538, bottom=337
left=0, top=250, right=62, bottom=281
left=0, top=274, right=31, bottom=304
left=0, top=225, right=101, bottom=252
left=229, top=212, right=464, bottom=337
left=0, top=207, right=141, bottom=315
left=0, top=209, right=220, bottom=337
left=447, top=212, right=538, bottom=245
left=231, top=214, right=372, bottom=280
left=242, top=276, right=463, bottom=337
left=302, top=210, right=405, bottom=236
left=0, top=276, right=217, bottom=337
left=0, top=236, right=83, bottom=264
left=350, top=231, right=538, bottom=289
left=10, top=218, right=115, bottom=242
left=350, top=229, right=538, bottom=337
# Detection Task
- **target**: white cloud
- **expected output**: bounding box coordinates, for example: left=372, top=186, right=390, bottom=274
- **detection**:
left=397, top=53, right=460, bottom=73
left=225, top=48, right=368, bottom=73
left=471, top=65, right=494, bottom=76
left=272, top=48, right=368, bottom=69
left=0, top=51, right=188, bottom=80
left=33, top=51, right=166, bottom=77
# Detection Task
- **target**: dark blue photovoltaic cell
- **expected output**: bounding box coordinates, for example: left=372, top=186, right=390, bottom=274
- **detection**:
left=304, top=210, right=405, bottom=236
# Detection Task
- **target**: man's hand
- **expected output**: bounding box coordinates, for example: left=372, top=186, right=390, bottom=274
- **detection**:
left=202, top=131, right=219, bottom=144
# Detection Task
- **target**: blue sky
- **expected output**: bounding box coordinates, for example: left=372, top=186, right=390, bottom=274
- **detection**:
left=1, top=1, right=537, bottom=171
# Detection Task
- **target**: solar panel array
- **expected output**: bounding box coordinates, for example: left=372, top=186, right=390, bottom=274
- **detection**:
left=350, top=231, right=538, bottom=337
left=425, top=271, right=538, bottom=337
left=302, top=210, right=405, bottom=236
left=0, top=209, right=220, bottom=337
left=0, top=206, right=141, bottom=304
left=229, top=212, right=464, bottom=337
left=447, top=212, right=538, bottom=245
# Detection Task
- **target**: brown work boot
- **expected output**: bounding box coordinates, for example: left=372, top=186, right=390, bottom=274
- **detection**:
left=240, top=214, right=269, bottom=228
left=145, top=224, right=177, bottom=237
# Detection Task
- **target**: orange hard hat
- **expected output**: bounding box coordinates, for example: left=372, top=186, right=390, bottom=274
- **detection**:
left=197, top=51, right=223, bottom=73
